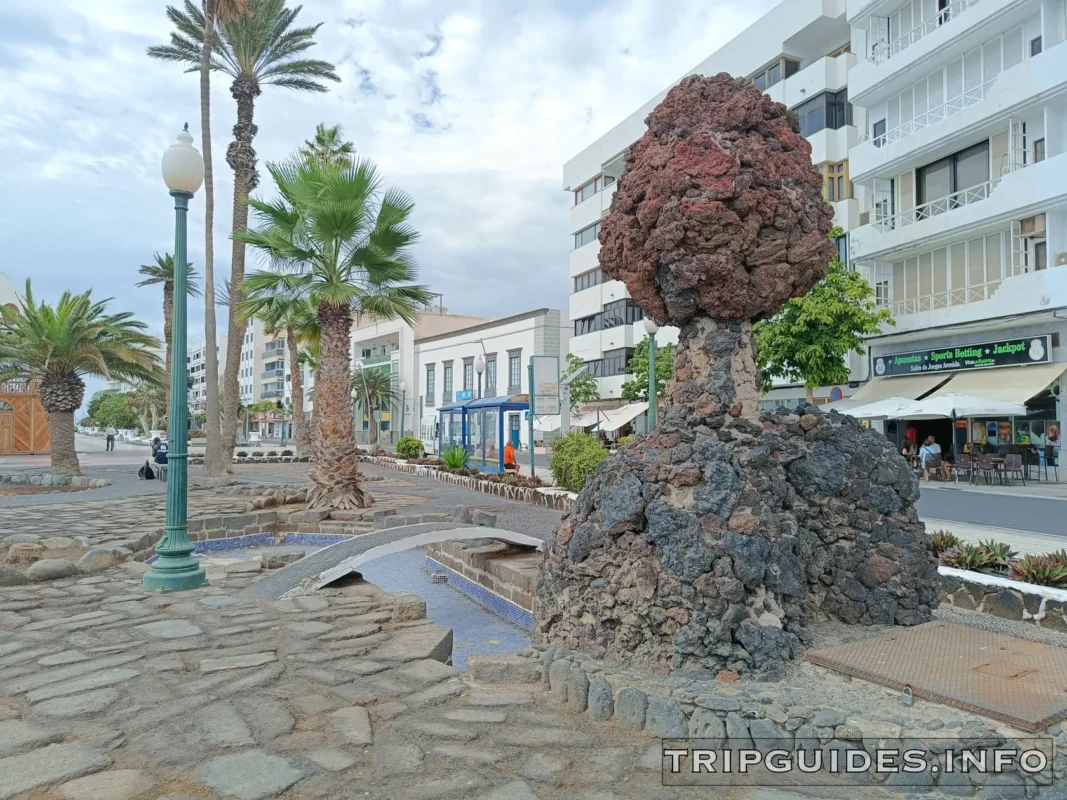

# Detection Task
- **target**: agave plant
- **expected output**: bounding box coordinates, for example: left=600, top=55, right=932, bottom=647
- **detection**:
left=441, top=445, right=470, bottom=470
left=939, top=544, right=1006, bottom=575
left=931, top=529, right=962, bottom=556
left=978, top=538, right=1019, bottom=565
left=1009, top=554, right=1067, bottom=588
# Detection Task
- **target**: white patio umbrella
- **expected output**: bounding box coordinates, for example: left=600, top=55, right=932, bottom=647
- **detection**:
left=896, top=393, right=1027, bottom=420
left=839, top=396, right=917, bottom=420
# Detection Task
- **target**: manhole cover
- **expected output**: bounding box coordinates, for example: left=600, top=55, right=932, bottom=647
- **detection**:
left=808, top=621, right=1067, bottom=731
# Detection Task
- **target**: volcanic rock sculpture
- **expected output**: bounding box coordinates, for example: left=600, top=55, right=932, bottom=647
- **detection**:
left=535, top=74, right=938, bottom=678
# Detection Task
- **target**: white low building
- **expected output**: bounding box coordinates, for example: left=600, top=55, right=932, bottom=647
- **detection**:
left=415, top=308, right=569, bottom=452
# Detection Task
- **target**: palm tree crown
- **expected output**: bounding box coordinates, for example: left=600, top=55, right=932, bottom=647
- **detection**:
left=136, top=252, right=202, bottom=297
left=300, top=123, right=355, bottom=168
left=147, top=0, right=339, bottom=97
left=237, top=157, right=432, bottom=315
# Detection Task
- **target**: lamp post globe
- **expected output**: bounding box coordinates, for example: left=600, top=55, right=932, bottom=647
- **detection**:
left=144, top=125, right=206, bottom=593
left=474, top=355, right=484, bottom=399
left=643, top=317, right=659, bottom=433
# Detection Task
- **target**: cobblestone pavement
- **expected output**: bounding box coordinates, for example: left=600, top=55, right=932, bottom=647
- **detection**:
left=0, top=564, right=884, bottom=800
left=0, top=462, right=564, bottom=550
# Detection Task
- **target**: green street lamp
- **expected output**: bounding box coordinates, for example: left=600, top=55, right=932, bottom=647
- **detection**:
left=144, top=125, right=207, bottom=593
left=644, top=317, right=659, bottom=432
left=398, top=379, right=407, bottom=440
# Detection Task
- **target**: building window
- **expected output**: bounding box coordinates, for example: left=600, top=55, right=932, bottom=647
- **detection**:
left=751, top=57, right=800, bottom=90
left=443, top=362, right=453, bottom=398
left=601, top=347, right=636, bottom=377
left=463, top=358, right=474, bottom=392
left=1031, top=36, right=1043, bottom=56
left=1035, top=138, right=1046, bottom=163
left=1035, top=240, right=1048, bottom=271
left=602, top=299, right=644, bottom=328
left=820, top=162, right=849, bottom=202
left=874, top=280, right=889, bottom=306
left=485, top=357, right=496, bottom=395
left=835, top=233, right=848, bottom=265
left=573, top=174, right=616, bottom=206
left=793, top=90, right=851, bottom=138
left=573, top=222, right=601, bottom=249
left=916, top=141, right=989, bottom=215
left=573, top=268, right=602, bottom=293
left=828, top=42, right=851, bottom=57
left=872, top=119, right=887, bottom=148
left=574, top=313, right=602, bottom=336
left=508, top=351, right=522, bottom=391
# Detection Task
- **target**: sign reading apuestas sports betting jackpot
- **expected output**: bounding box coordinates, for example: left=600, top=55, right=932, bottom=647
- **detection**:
left=873, top=335, right=1052, bottom=377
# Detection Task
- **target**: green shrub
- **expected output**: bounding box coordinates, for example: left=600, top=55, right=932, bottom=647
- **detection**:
left=931, top=529, right=962, bottom=556
left=396, top=436, right=423, bottom=460
left=978, top=538, right=1018, bottom=564
left=441, top=445, right=470, bottom=470
left=549, top=431, right=608, bottom=493
left=939, top=543, right=1011, bottom=575
left=617, top=435, right=633, bottom=446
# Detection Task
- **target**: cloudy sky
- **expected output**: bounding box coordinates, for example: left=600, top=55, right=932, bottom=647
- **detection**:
left=0, top=0, right=774, bottom=398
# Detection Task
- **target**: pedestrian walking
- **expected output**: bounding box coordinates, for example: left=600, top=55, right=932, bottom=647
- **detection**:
left=105, top=425, right=117, bottom=452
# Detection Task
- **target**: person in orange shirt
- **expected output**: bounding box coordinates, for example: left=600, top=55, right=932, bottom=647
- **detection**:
left=503, top=440, right=519, bottom=475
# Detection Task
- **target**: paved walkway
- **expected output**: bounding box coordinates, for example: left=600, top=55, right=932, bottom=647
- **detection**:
left=0, top=564, right=883, bottom=800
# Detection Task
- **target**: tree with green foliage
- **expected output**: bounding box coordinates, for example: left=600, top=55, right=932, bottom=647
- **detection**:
left=136, top=252, right=200, bottom=414
left=549, top=431, right=608, bottom=493
left=561, top=353, right=599, bottom=407
left=754, top=228, right=894, bottom=403
left=621, top=339, right=675, bottom=402
left=87, top=391, right=140, bottom=431
left=300, top=123, right=355, bottom=168
left=351, top=367, right=400, bottom=447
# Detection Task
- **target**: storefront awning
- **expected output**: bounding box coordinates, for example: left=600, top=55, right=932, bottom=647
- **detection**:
left=599, top=403, right=649, bottom=433
left=847, top=373, right=952, bottom=404
left=925, top=363, right=1067, bottom=405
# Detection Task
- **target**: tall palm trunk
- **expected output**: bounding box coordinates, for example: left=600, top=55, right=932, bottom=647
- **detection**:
left=39, top=375, right=84, bottom=476
left=162, top=282, right=173, bottom=414
left=369, top=407, right=378, bottom=446
left=286, top=328, right=310, bottom=455
left=221, top=75, right=261, bottom=465
left=201, top=0, right=226, bottom=479
left=307, top=302, right=370, bottom=509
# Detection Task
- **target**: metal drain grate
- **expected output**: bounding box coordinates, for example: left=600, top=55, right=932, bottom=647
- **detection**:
left=807, top=621, right=1067, bottom=731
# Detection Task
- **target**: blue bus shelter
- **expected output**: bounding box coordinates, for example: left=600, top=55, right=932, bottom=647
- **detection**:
left=438, top=395, right=529, bottom=473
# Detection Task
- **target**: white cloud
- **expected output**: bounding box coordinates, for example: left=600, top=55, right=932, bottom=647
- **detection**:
left=0, top=0, right=774, bottom=400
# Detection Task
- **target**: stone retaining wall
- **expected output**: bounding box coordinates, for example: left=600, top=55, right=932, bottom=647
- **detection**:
left=940, top=568, right=1067, bottom=632
left=362, top=456, right=574, bottom=513
left=0, top=474, right=110, bottom=488
left=426, top=539, right=538, bottom=615
left=492, top=647, right=1062, bottom=797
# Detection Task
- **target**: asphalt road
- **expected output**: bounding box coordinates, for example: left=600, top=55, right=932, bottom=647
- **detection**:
left=916, top=488, right=1066, bottom=536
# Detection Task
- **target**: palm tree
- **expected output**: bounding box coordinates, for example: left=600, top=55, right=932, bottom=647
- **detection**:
left=300, top=123, right=355, bottom=168
left=351, top=367, right=399, bottom=446
left=149, top=0, right=251, bottom=480
left=0, top=283, right=162, bottom=475
left=238, top=273, right=316, bottom=455
left=237, top=157, right=432, bottom=509
left=148, top=0, right=339, bottom=468
left=129, top=380, right=166, bottom=436
left=136, top=252, right=201, bottom=414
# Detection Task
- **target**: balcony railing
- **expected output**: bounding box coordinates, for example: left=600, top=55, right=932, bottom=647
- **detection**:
left=872, top=176, right=1000, bottom=232
left=262, top=344, right=285, bottom=358
left=261, top=368, right=285, bottom=380
left=869, top=0, right=982, bottom=65
left=860, top=78, right=995, bottom=146
left=360, top=353, right=391, bottom=366
left=261, top=390, right=285, bottom=399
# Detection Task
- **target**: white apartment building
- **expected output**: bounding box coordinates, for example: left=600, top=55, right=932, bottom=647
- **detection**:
left=846, top=0, right=1067, bottom=430
left=564, top=0, right=860, bottom=408
left=416, top=309, right=569, bottom=452
left=350, top=307, right=488, bottom=440
left=187, top=334, right=226, bottom=414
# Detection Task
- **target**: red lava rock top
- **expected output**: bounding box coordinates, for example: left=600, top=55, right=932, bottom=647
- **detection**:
left=598, top=73, right=836, bottom=325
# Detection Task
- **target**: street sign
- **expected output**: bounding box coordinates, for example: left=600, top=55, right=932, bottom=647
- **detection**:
left=873, top=335, right=1052, bottom=377
left=530, top=355, right=560, bottom=415
left=455, top=390, right=473, bottom=401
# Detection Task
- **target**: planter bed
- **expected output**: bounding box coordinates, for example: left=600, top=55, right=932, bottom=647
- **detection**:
left=939, top=566, right=1067, bottom=631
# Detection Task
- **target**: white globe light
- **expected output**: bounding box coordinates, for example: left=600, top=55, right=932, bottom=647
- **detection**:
left=643, top=317, right=660, bottom=335
left=475, top=355, right=485, bottom=374
left=399, top=379, right=408, bottom=392
left=161, top=125, right=205, bottom=194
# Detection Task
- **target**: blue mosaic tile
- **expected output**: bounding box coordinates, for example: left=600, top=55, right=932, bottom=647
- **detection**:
left=282, top=533, right=351, bottom=546
left=425, top=556, right=533, bottom=630
left=195, top=533, right=273, bottom=552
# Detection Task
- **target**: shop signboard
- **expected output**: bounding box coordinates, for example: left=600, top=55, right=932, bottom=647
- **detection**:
left=530, top=355, right=560, bottom=415
left=873, top=335, right=1052, bottom=377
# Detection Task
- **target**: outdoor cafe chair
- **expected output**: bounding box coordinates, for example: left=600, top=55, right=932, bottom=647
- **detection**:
left=1003, top=453, right=1026, bottom=486
left=954, top=453, right=973, bottom=484
left=975, top=455, right=999, bottom=485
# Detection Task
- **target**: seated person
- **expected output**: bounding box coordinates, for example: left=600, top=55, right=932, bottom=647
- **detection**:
left=152, top=437, right=168, bottom=465
left=503, top=440, right=519, bottom=475
left=918, top=436, right=941, bottom=481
